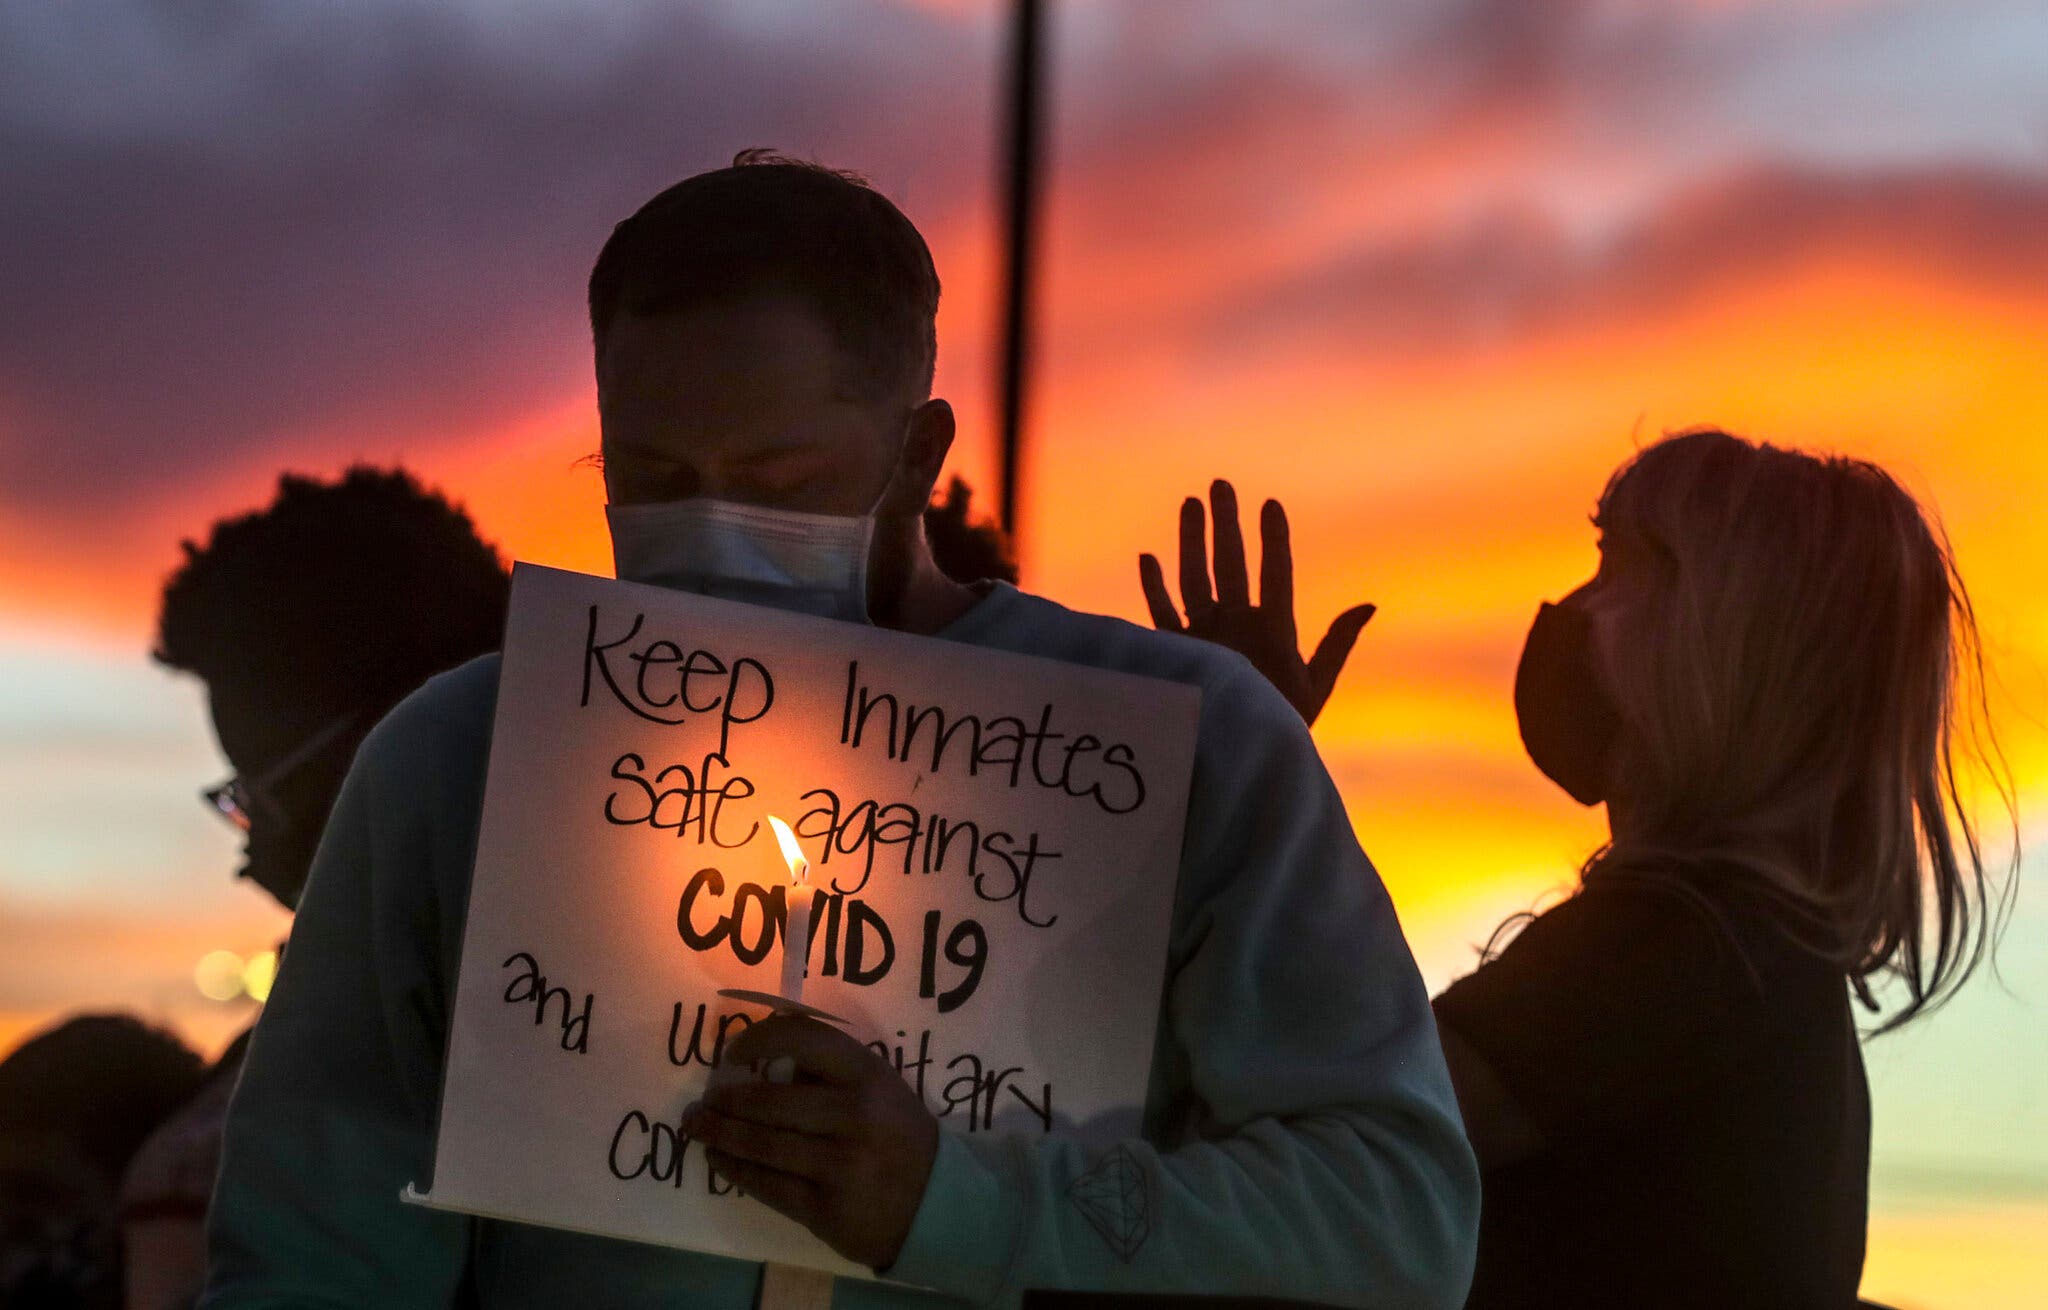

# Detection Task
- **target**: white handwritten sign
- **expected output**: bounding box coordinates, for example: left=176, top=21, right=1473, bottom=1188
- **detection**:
left=406, top=563, right=1200, bottom=1277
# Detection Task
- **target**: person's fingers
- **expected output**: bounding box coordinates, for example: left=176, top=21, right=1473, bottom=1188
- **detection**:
left=702, top=1147, right=822, bottom=1224
left=1258, top=499, right=1296, bottom=634
left=689, top=1104, right=841, bottom=1181
left=1178, top=497, right=1214, bottom=616
left=722, top=1014, right=881, bottom=1086
left=703, top=1081, right=859, bottom=1139
left=1138, top=554, right=1184, bottom=632
left=1210, top=480, right=1249, bottom=608
left=1305, top=604, right=1378, bottom=720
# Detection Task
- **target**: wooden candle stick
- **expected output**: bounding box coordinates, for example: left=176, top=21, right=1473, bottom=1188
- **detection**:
left=757, top=1261, right=835, bottom=1310
left=712, top=988, right=851, bottom=1310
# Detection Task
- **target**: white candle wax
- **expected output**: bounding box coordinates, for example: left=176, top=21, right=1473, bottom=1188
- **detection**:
left=780, top=878, right=810, bottom=1002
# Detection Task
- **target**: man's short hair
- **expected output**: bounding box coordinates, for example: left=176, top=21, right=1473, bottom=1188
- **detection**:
left=588, top=149, right=941, bottom=405
left=154, top=466, right=511, bottom=714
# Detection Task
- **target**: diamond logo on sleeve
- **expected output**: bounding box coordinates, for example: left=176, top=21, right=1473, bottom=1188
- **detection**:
left=1067, top=1144, right=1152, bottom=1261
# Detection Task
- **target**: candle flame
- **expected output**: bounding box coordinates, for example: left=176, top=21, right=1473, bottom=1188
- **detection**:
left=766, top=814, right=809, bottom=885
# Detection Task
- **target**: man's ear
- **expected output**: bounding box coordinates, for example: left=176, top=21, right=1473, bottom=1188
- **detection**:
left=881, top=398, right=956, bottom=519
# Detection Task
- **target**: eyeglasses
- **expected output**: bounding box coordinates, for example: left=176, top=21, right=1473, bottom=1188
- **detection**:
left=202, top=713, right=362, bottom=833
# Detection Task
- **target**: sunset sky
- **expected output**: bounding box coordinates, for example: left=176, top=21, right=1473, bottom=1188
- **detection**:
left=3, top=2, right=2046, bottom=1305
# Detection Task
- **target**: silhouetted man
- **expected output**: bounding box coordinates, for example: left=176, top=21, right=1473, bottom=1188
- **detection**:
left=205, top=152, right=1477, bottom=1309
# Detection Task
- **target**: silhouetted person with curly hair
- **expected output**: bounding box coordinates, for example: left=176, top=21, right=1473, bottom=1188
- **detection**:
left=125, top=467, right=510, bottom=1310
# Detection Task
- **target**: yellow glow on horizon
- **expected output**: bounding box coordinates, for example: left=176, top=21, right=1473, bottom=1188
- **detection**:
left=1861, top=1201, right=2048, bottom=1310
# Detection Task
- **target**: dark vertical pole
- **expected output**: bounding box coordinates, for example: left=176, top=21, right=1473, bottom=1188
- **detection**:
left=997, top=0, right=1045, bottom=557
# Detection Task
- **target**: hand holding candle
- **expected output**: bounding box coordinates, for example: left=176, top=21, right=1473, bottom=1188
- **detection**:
left=697, top=817, right=934, bottom=1281
left=691, top=1014, right=941, bottom=1272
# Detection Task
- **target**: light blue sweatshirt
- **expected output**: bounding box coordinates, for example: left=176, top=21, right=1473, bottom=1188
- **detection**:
left=203, top=582, right=1478, bottom=1309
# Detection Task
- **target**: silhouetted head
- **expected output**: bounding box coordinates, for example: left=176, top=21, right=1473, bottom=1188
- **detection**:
left=1527, top=429, right=2012, bottom=1027
left=0, top=1015, right=200, bottom=1309
left=154, top=467, right=511, bottom=908
left=923, top=477, right=1018, bottom=585
left=588, top=149, right=957, bottom=620
left=0, top=1014, right=203, bottom=1185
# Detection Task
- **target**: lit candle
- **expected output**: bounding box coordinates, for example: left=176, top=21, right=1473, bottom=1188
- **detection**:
left=767, top=815, right=811, bottom=1003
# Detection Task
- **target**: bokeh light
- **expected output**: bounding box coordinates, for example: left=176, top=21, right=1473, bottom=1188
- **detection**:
left=193, top=949, right=248, bottom=1002
left=241, top=949, right=279, bottom=1004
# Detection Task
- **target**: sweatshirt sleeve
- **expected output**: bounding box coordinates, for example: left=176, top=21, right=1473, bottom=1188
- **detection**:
left=201, top=695, right=482, bottom=1308
left=887, top=658, right=1480, bottom=1308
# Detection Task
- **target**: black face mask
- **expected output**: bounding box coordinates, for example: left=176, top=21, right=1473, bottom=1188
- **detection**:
left=1513, top=601, right=1622, bottom=806
left=238, top=816, right=325, bottom=911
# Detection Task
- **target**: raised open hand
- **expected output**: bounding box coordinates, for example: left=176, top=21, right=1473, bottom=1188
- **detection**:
left=1139, top=480, right=1375, bottom=727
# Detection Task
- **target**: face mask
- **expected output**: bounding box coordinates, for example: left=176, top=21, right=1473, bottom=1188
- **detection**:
left=1513, top=601, right=1622, bottom=806
left=206, top=710, right=363, bottom=911
left=240, top=821, right=324, bottom=912
left=606, top=498, right=877, bottom=623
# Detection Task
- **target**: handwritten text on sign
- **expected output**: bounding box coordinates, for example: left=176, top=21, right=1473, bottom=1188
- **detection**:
left=409, top=564, right=1200, bottom=1277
